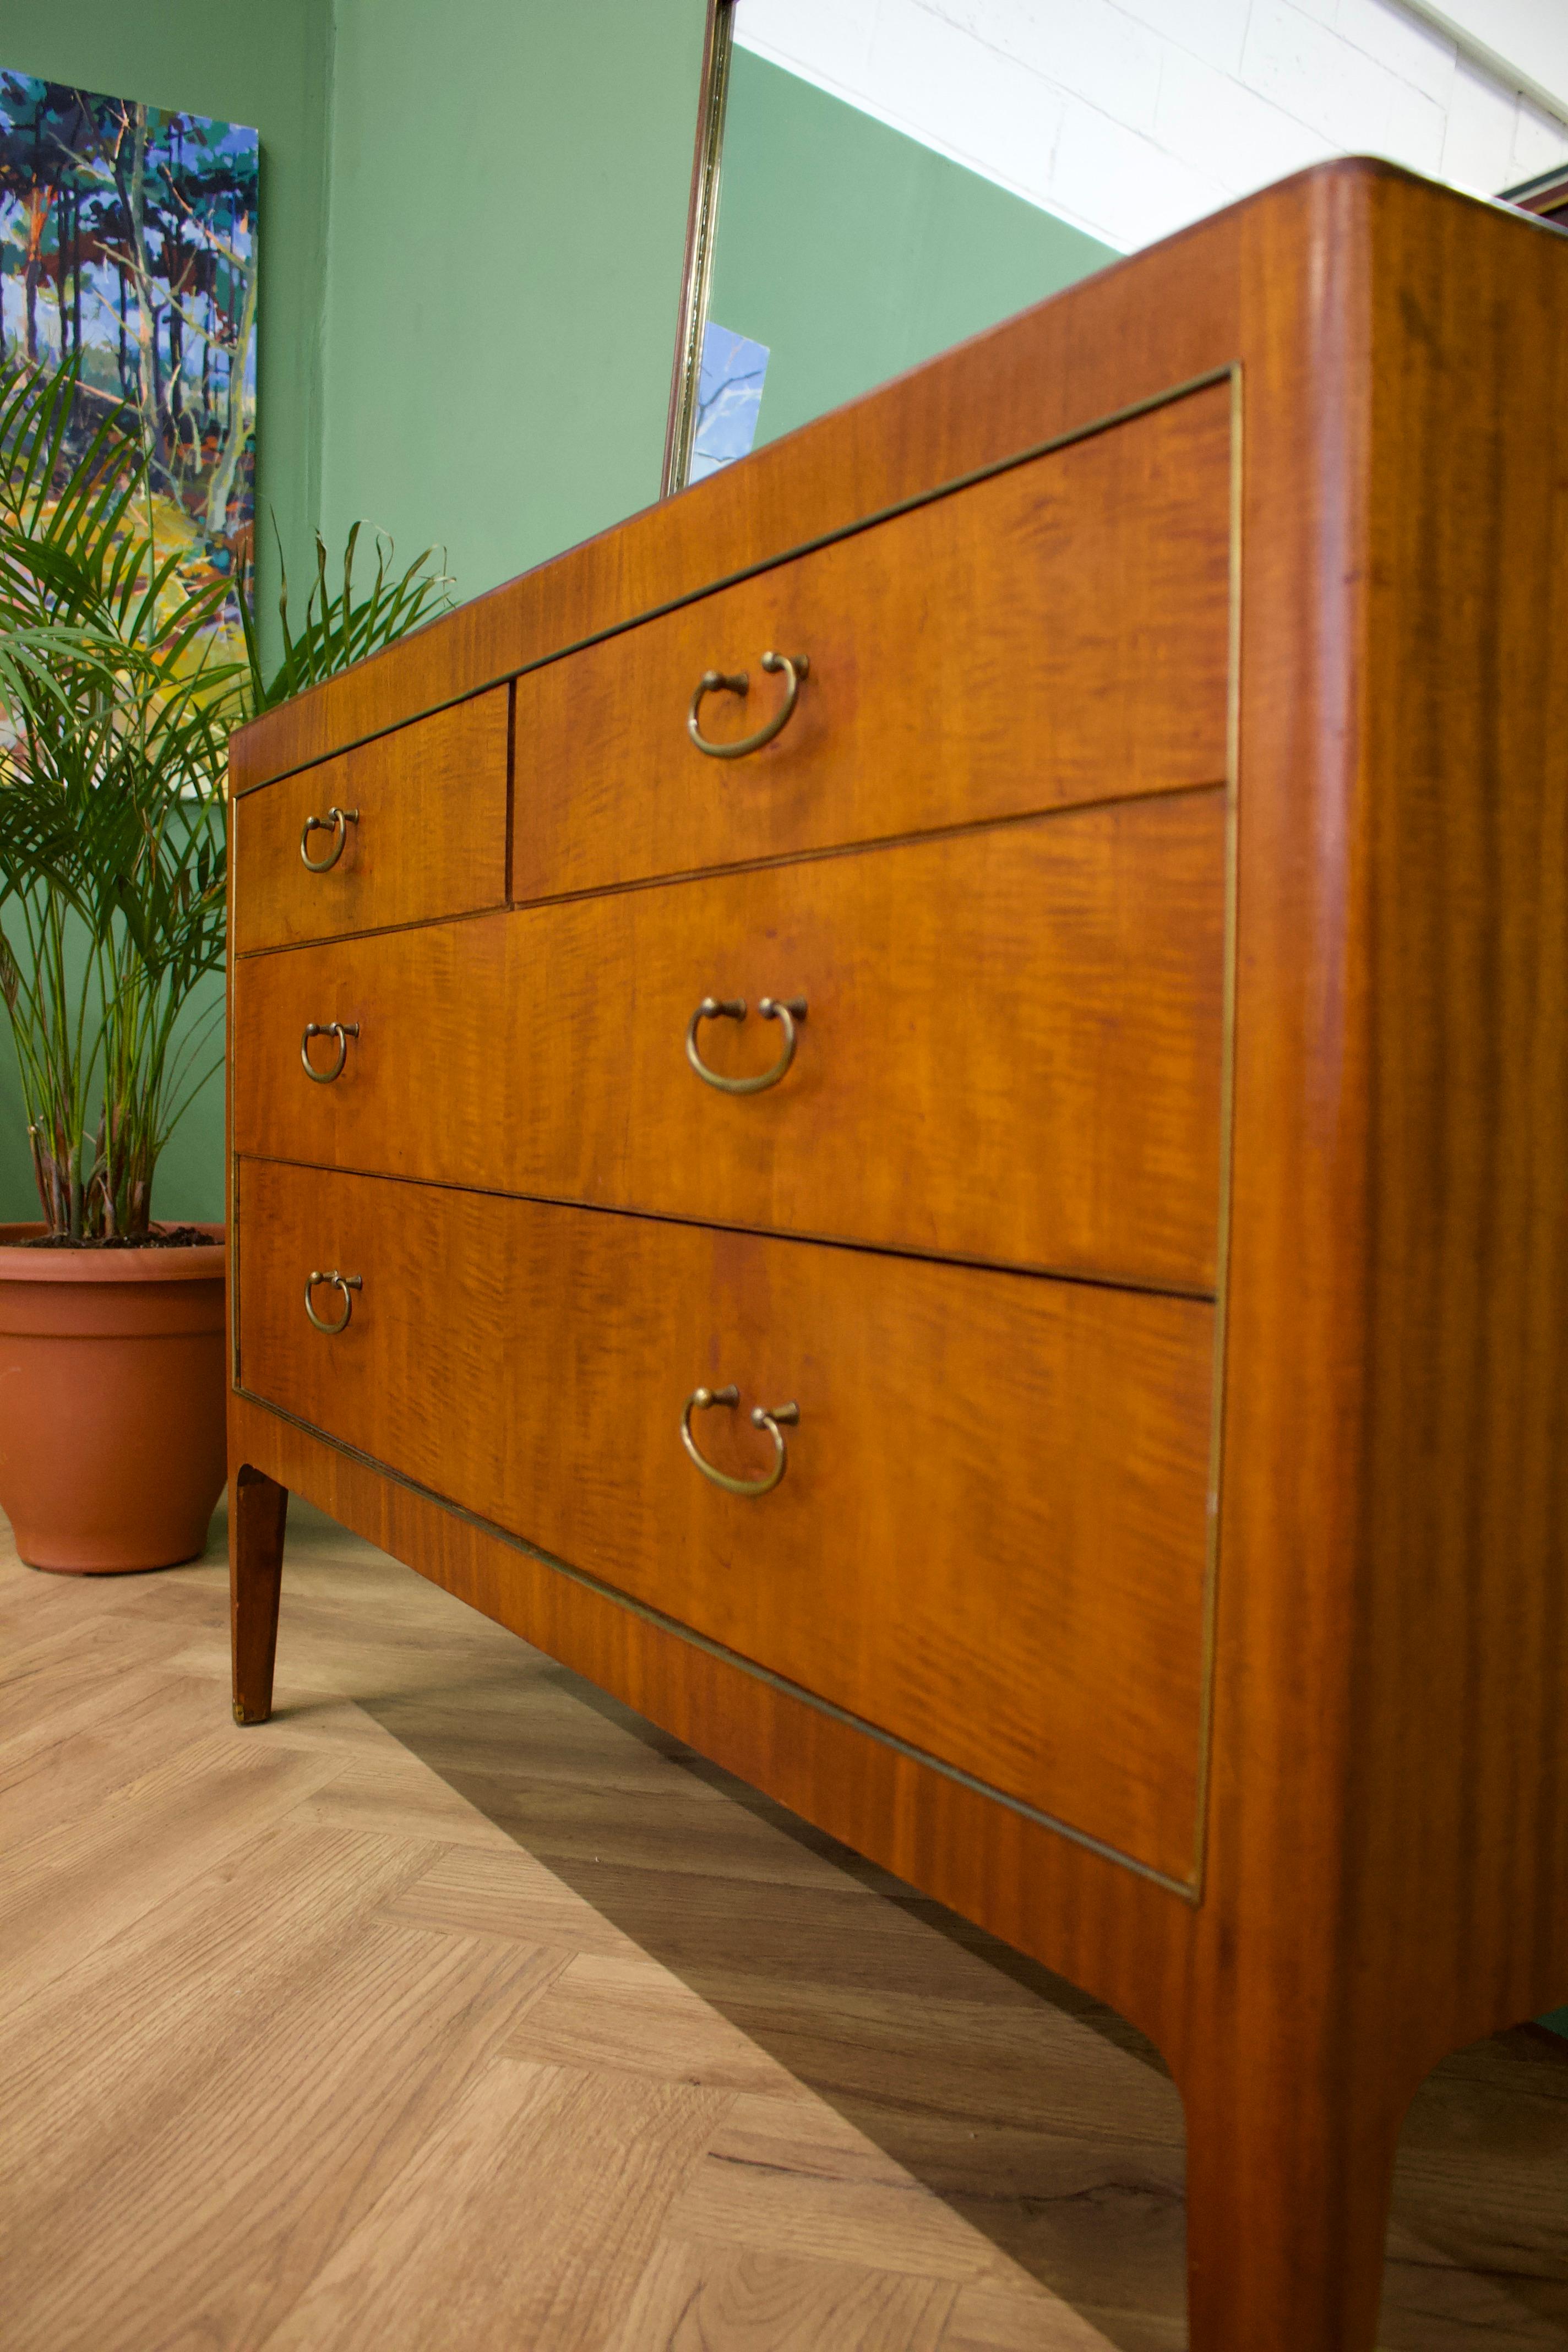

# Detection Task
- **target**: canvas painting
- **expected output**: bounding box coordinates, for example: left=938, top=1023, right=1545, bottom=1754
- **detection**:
left=0, top=74, right=258, bottom=638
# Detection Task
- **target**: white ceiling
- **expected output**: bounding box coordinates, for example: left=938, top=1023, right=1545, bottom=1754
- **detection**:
left=1403, top=0, right=1567, bottom=135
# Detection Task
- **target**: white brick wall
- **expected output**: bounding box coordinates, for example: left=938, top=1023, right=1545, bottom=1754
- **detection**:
left=733, top=0, right=1568, bottom=252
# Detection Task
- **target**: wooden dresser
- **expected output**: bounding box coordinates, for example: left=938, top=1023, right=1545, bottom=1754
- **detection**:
left=226, top=161, right=1568, bottom=2350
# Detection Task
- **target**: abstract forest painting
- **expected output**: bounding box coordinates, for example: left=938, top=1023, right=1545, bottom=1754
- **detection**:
left=0, top=74, right=258, bottom=644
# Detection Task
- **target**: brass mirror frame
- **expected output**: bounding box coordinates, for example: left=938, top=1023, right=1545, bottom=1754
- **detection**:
left=662, top=0, right=737, bottom=498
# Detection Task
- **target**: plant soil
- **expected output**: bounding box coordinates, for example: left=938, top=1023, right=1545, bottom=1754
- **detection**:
left=14, top=1225, right=216, bottom=1250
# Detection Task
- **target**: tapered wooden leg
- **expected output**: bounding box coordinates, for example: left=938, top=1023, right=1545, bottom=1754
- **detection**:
left=1182, top=2034, right=1408, bottom=2351
left=230, top=1463, right=287, bottom=1725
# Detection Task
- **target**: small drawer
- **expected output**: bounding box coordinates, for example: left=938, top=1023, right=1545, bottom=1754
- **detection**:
left=231, top=688, right=509, bottom=954
left=236, top=1163, right=1214, bottom=1885
left=512, top=380, right=1231, bottom=901
left=233, top=790, right=1225, bottom=1293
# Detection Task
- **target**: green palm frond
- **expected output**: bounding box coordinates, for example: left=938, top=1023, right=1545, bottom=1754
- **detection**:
left=0, top=356, right=451, bottom=1238
left=242, top=515, right=453, bottom=712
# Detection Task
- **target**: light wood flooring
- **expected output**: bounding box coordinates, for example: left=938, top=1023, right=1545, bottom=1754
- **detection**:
left=3, top=1493, right=1566, bottom=2351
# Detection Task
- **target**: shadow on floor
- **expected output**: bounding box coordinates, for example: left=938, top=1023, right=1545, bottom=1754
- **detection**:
left=265, top=1499, right=1568, bottom=2350
left=354, top=1645, right=1568, bottom=2352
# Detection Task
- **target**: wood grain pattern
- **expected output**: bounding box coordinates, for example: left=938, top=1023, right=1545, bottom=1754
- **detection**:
left=236, top=1161, right=1213, bottom=1885
left=604, top=2239, right=961, bottom=2352
left=230, top=293, right=1246, bottom=801
left=260, top=2062, right=734, bottom=2352
left=6, top=1501, right=1564, bottom=2349
left=230, top=1461, right=286, bottom=1725
left=510, top=381, right=1230, bottom=903
left=225, top=159, right=1568, bottom=2352
left=1141, top=164, right=1568, bottom=2352
left=235, top=790, right=1226, bottom=1293
left=231, top=687, right=509, bottom=954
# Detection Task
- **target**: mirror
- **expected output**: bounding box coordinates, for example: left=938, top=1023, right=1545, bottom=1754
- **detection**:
left=665, top=1, right=1568, bottom=496
left=662, top=0, right=1118, bottom=494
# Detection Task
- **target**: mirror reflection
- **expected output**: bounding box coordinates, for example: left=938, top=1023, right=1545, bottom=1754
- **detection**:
left=674, top=0, right=1568, bottom=491
left=686, top=0, right=1116, bottom=484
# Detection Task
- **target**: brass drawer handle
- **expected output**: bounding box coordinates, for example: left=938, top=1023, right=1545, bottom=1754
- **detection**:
left=303, top=1270, right=362, bottom=1334
left=685, top=994, right=807, bottom=1095
left=300, top=1021, right=360, bottom=1083
left=300, top=806, right=359, bottom=872
left=688, top=651, right=809, bottom=759
left=682, top=1384, right=799, bottom=1497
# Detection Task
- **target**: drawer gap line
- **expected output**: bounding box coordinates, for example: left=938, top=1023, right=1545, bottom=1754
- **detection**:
left=231, top=775, right=1230, bottom=958
left=232, top=364, right=1239, bottom=799
left=230, top=1156, right=1218, bottom=1306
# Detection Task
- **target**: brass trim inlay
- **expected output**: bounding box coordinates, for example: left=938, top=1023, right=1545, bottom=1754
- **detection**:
left=229, top=1153, right=241, bottom=1390
left=1186, top=358, right=1243, bottom=1906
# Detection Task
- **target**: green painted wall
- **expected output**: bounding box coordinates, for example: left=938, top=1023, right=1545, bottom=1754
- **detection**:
left=0, top=0, right=706, bottom=1225
left=710, top=50, right=1117, bottom=452
left=319, top=0, right=708, bottom=603
left=0, top=0, right=332, bottom=1225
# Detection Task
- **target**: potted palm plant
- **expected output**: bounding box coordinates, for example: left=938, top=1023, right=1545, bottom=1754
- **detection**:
left=0, top=363, right=447, bottom=1571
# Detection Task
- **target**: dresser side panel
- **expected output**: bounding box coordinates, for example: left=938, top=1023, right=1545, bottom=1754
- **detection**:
left=1351, top=172, right=1568, bottom=2066
left=1164, top=159, right=1385, bottom=2235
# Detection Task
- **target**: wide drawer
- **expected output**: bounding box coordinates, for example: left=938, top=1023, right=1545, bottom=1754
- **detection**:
left=235, top=790, right=1224, bottom=1292
left=512, top=379, right=1231, bottom=901
left=237, top=1162, right=1215, bottom=1884
left=231, top=688, right=509, bottom=953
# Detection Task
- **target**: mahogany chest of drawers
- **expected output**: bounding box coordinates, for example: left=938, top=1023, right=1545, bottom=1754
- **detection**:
left=226, top=161, right=1568, bottom=2350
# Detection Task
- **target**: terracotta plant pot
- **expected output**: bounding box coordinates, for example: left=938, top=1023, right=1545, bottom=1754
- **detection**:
left=0, top=1223, right=227, bottom=1574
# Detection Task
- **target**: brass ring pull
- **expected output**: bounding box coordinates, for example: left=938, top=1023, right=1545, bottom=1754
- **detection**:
left=303, top=1270, right=362, bottom=1334
left=685, top=994, right=807, bottom=1095
left=688, top=651, right=809, bottom=759
left=300, top=1021, right=360, bottom=1084
left=681, top=1384, right=800, bottom=1497
left=300, top=806, right=359, bottom=872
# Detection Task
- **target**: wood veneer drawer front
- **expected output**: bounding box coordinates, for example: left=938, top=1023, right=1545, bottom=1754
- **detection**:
left=237, top=1163, right=1213, bottom=1882
left=235, top=790, right=1224, bottom=1292
left=232, top=689, right=509, bottom=954
left=513, top=381, right=1231, bottom=902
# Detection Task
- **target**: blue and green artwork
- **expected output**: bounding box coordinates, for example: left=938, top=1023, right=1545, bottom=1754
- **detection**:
left=0, top=73, right=258, bottom=637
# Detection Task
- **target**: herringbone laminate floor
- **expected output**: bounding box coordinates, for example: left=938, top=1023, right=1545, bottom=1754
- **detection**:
left=2, top=1496, right=1565, bottom=2349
